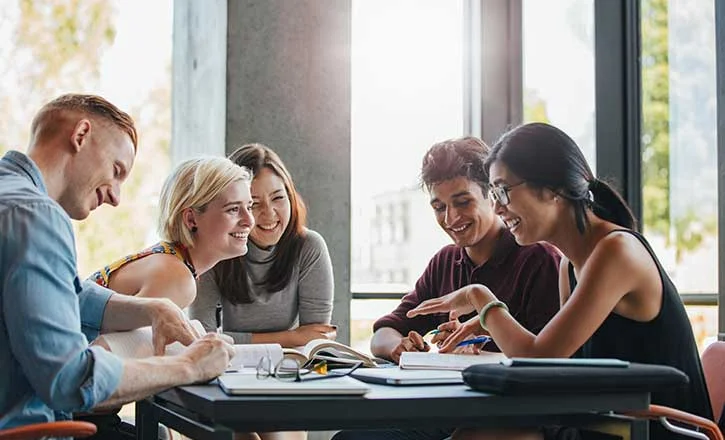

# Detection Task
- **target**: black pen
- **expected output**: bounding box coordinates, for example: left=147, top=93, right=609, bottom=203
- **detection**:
left=215, top=302, right=223, bottom=334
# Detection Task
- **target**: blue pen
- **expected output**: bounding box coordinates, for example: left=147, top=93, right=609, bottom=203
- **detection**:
left=455, top=336, right=491, bottom=347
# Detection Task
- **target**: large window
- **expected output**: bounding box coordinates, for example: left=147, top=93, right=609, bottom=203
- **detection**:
left=522, top=0, right=595, bottom=166
left=350, top=0, right=465, bottom=349
left=0, top=0, right=172, bottom=278
left=640, top=0, right=718, bottom=348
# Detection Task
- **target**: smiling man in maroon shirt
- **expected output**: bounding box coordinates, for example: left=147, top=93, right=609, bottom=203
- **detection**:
left=370, top=136, right=561, bottom=363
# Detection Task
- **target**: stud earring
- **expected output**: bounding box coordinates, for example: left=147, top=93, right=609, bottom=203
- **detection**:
left=191, top=226, right=198, bottom=233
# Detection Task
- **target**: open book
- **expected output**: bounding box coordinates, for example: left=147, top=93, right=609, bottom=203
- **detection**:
left=399, top=351, right=508, bottom=371
left=283, top=339, right=379, bottom=368
left=97, top=320, right=284, bottom=369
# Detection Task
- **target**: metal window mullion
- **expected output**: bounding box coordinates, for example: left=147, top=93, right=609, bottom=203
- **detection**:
left=716, top=0, right=725, bottom=340
left=594, top=0, right=642, bottom=223
left=466, top=0, right=522, bottom=145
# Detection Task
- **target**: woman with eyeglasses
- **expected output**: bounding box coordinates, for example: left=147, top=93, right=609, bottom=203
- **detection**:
left=407, top=122, right=711, bottom=440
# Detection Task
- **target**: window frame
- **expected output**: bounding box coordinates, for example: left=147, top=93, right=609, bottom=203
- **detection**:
left=353, top=0, right=725, bottom=327
left=716, top=0, right=725, bottom=335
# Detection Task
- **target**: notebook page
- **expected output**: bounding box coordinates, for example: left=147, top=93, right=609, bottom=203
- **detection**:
left=103, top=326, right=156, bottom=358
left=230, top=344, right=284, bottom=369
left=103, top=320, right=214, bottom=358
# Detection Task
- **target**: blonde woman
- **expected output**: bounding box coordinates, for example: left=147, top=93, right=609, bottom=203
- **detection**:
left=89, top=156, right=254, bottom=309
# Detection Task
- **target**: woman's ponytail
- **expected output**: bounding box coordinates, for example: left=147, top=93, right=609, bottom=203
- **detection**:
left=588, top=179, right=637, bottom=230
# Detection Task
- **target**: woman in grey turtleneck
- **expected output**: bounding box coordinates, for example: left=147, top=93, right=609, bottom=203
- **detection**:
left=190, top=143, right=335, bottom=348
left=190, top=144, right=334, bottom=440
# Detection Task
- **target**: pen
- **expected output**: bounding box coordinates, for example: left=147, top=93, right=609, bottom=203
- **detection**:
left=428, top=329, right=441, bottom=335
left=215, top=302, right=223, bottom=334
left=455, top=336, right=491, bottom=348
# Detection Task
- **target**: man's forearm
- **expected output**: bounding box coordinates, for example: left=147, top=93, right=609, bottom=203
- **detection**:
left=370, top=327, right=403, bottom=360
left=95, top=356, right=196, bottom=409
left=101, top=294, right=167, bottom=332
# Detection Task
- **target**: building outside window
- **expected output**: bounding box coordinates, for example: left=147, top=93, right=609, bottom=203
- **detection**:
left=350, top=0, right=464, bottom=350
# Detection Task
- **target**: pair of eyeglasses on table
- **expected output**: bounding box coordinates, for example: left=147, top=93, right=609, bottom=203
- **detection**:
left=256, top=356, right=364, bottom=382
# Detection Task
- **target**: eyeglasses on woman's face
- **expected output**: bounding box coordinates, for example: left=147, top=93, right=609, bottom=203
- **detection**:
left=256, top=356, right=363, bottom=382
left=488, top=181, right=526, bottom=207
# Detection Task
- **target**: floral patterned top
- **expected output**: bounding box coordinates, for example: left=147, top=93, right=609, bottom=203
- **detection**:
left=89, top=241, right=196, bottom=288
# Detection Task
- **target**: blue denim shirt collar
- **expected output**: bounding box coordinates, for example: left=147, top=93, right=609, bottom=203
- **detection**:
left=2, top=151, right=47, bottom=195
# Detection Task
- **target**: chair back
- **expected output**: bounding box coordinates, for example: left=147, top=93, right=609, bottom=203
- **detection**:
left=702, top=340, right=725, bottom=425
left=0, top=421, right=96, bottom=440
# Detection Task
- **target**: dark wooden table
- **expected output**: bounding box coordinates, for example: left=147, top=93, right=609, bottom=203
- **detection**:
left=136, top=381, right=650, bottom=439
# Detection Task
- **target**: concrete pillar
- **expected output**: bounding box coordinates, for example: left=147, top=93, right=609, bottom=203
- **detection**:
left=173, top=0, right=352, bottom=344
left=172, top=0, right=228, bottom=161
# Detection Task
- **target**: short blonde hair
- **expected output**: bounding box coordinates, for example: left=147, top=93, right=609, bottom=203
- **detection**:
left=31, top=94, right=138, bottom=150
left=157, top=156, right=252, bottom=247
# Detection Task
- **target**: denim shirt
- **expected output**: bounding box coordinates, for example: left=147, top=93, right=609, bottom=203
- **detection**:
left=0, top=151, right=123, bottom=429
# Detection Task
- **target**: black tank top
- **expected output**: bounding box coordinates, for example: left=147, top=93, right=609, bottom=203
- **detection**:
left=568, top=230, right=712, bottom=427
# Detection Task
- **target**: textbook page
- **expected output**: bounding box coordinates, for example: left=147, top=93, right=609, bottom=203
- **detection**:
left=284, top=339, right=378, bottom=367
left=101, top=319, right=283, bottom=368
left=399, top=351, right=508, bottom=371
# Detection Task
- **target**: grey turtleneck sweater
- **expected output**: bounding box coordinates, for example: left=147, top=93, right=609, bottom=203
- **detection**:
left=190, top=228, right=334, bottom=344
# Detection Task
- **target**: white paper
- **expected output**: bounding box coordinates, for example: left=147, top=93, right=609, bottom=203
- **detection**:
left=101, top=320, right=283, bottom=369
left=399, top=351, right=508, bottom=371
left=230, top=344, right=283, bottom=369
left=102, top=320, right=207, bottom=357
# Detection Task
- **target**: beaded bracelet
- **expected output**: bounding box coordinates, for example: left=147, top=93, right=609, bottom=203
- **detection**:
left=478, top=300, right=509, bottom=332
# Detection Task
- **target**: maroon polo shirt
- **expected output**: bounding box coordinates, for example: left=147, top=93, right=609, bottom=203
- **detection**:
left=373, top=229, right=561, bottom=349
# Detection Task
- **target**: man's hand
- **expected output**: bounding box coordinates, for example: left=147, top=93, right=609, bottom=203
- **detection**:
left=150, top=299, right=202, bottom=355
left=390, top=330, right=429, bottom=364
left=95, top=332, right=235, bottom=410
left=211, top=332, right=234, bottom=345
left=291, top=324, right=338, bottom=346
left=180, top=333, right=236, bottom=383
